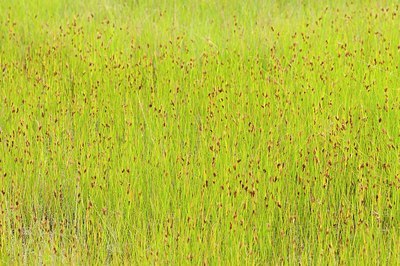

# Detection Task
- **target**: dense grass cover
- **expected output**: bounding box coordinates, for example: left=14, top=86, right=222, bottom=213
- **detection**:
left=0, top=0, right=399, bottom=264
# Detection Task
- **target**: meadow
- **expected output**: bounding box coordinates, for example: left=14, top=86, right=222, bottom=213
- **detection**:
left=0, top=0, right=399, bottom=264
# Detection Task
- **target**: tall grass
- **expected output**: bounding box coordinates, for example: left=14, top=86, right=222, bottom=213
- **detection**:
left=0, top=0, right=399, bottom=264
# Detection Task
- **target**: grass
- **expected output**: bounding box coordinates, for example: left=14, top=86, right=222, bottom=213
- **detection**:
left=0, top=0, right=399, bottom=264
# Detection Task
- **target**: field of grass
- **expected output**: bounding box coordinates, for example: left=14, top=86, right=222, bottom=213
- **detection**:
left=0, top=0, right=399, bottom=264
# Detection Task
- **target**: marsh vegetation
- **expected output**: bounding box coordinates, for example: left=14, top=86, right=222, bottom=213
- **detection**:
left=0, top=0, right=399, bottom=264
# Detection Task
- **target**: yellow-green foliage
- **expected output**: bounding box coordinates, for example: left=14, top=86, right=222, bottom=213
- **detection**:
left=0, top=0, right=399, bottom=264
